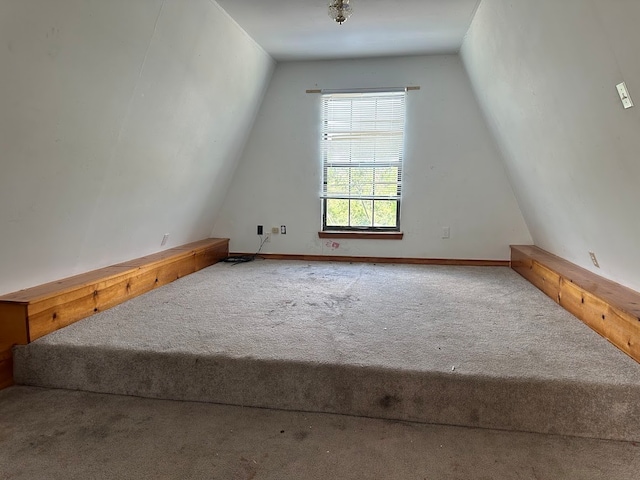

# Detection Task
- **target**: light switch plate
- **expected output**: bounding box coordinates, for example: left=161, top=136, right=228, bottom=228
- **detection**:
left=616, top=82, right=634, bottom=109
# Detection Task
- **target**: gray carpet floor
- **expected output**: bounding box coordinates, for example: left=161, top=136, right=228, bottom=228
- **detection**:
left=13, top=261, right=640, bottom=440
left=1, top=386, right=639, bottom=480
left=20, top=261, right=640, bottom=381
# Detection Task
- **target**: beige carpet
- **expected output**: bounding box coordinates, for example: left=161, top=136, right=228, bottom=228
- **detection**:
left=2, top=386, right=640, bottom=480
left=13, top=261, right=640, bottom=440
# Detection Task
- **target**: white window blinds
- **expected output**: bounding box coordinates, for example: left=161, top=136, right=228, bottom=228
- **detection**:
left=321, top=91, right=406, bottom=200
left=321, top=90, right=406, bottom=230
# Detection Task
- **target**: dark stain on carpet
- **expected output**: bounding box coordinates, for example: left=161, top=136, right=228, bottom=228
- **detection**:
left=379, top=395, right=401, bottom=409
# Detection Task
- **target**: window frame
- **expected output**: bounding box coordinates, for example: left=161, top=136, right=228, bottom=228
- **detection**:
left=320, top=90, right=406, bottom=233
left=321, top=198, right=401, bottom=233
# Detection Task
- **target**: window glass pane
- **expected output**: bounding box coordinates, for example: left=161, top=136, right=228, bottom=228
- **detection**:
left=350, top=167, right=374, bottom=197
left=326, top=167, right=350, bottom=196
left=326, top=199, right=349, bottom=227
left=374, top=183, right=398, bottom=197
left=374, top=166, right=399, bottom=183
left=373, top=200, right=398, bottom=227
left=373, top=167, right=399, bottom=197
left=349, top=200, right=373, bottom=227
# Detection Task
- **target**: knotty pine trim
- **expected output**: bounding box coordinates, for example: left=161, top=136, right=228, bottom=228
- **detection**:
left=0, top=238, right=229, bottom=390
left=231, top=253, right=509, bottom=267
left=511, top=245, right=640, bottom=363
left=0, top=344, right=13, bottom=390
left=0, top=304, right=29, bottom=345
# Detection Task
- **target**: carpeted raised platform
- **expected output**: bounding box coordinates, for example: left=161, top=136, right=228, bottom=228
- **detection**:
left=12, top=261, right=640, bottom=441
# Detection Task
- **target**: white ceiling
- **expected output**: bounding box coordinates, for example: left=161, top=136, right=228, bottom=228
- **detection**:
left=216, top=0, right=482, bottom=61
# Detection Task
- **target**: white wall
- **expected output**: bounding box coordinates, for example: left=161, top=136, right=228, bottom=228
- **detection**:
left=0, top=0, right=274, bottom=295
left=212, top=55, right=531, bottom=259
left=462, top=0, right=640, bottom=291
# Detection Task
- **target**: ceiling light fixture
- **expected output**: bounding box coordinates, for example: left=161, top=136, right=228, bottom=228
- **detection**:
left=328, top=0, right=353, bottom=25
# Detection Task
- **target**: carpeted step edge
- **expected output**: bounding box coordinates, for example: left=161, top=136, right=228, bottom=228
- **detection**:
left=13, top=343, right=640, bottom=442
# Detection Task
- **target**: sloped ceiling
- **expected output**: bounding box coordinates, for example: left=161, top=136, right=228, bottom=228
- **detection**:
left=462, top=0, right=640, bottom=291
left=216, top=0, right=480, bottom=60
left=0, top=0, right=274, bottom=295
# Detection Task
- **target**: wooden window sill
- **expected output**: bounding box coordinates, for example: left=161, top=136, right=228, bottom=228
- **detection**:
left=318, top=231, right=404, bottom=240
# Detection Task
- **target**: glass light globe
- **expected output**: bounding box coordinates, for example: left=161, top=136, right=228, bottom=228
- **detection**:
left=328, top=0, right=353, bottom=25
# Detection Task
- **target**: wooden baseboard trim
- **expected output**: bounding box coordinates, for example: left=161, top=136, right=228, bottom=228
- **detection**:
left=0, top=238, right=229, bottom=390
left=231, top=253, right=510, bottom=267
left=511, top=245, right=640, bottom=364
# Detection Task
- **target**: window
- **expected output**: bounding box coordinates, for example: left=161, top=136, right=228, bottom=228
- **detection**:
left=321, top=90, right=406, bottom=232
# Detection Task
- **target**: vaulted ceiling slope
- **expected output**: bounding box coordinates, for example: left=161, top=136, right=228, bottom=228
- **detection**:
left=216, top=0, right=481, bottom=60
left=0, top=0, right=274, bottom=295
left=462, top=0, right=640, bottom=291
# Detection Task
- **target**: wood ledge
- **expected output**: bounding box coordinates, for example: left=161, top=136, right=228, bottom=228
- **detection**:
left=511, top=245, right=640, bottom=363
left=0, top=343, right=13, bottom=390
left=0, top=238, right=229, bottom=390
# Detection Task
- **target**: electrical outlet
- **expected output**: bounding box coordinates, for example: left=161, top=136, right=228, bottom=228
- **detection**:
left=281, top=225, right=287, bottom=234
left=264, top=232, right=271, bottom=243
left=589, top=251, right=600, bottom=268
left=161, top=234, right=169, bottom=246
left=442, top=226, right=450, bottom=239
left=257, top=225, right=263, bottom=235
